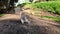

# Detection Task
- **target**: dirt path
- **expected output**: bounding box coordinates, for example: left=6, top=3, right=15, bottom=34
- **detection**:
left=0, top=14, right=60, bottom=34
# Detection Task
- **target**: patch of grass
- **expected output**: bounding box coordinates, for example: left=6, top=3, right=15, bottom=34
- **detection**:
left=0, top=14, right=4, bottom=17
left=34, top=11, right=40, bottom=14
left=41, top=16, right=60, bottom=22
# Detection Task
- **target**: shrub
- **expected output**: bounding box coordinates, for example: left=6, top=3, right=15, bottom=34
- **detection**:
left=30, top=1, right=60, bottom=14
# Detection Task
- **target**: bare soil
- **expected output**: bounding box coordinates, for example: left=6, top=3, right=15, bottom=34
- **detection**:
left=0, top=14, right=60, bottom=34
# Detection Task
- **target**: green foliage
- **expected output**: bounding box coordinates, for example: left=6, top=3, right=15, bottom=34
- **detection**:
left=31, top=1, right=60, bottom=14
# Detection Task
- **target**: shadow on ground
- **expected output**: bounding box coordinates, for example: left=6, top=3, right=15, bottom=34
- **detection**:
left=0, top=19, right=60, bottom=34
left=0, top=19, right=47, bottom=34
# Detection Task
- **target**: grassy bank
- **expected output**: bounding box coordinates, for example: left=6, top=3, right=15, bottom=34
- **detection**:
left=30, top=1, right=60, bottom=15
left=23, top=1, right=60, bottom=22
